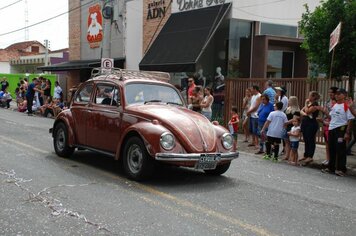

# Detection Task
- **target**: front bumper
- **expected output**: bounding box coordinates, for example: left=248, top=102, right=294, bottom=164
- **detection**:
left=155, top=152, right=239, bottom=162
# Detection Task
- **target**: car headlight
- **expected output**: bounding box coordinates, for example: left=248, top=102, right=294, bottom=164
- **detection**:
left=160, top=132, right=175, bottom=150
left=221, top=133, right=233, bottom=149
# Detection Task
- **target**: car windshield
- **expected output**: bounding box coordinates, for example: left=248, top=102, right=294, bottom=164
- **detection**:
left=125, top=83, right=183, bottom=106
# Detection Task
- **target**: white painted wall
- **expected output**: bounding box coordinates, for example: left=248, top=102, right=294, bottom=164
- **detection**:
left=231, top=0, right=319, bottom=26
left=125, top=0, right=143, bottom=70
left=171, top=0, right=319, bottom=26
left=0, top=62, right=10, bottom=73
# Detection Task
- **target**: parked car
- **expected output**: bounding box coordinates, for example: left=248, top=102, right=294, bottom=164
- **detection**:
left=50, top=69, right=238, bottom=180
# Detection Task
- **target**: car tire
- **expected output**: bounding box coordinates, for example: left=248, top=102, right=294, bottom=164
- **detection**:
left=123, top=136, right=155, bottom=181
left=204, top=162, right=231, bottom=176
left=53, top=122, right=75, bottom=158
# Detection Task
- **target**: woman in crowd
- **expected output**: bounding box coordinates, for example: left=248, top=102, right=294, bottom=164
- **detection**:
left=275, top=86, right=288, bottom=112
left=318, top=87, right=338, bottom=165
left=300, top=91, right=321, bottom=165
left=242, top=88, right=252, bottom=142
left=200, top=87, right=214, bottom=120
left=283, top=96, right=300, bottom=161
left=43, top=79, right=52, bottom=103
left=256, top=94, right=274, bottom=154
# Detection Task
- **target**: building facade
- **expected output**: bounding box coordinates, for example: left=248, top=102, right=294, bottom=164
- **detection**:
left=137, top=0, right=320, bottom=87
left=40, top=0, right=320, bottom=96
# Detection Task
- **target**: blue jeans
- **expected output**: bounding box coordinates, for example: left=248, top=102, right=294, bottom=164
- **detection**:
left=257, top=123, right=267, bottom=151
left=249, top=117, right=258, bottom=135
left=201, top=111, right=212, bottom=121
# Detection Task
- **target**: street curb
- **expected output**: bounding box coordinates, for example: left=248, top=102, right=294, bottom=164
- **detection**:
left=238, top=150, right=356, bottom=177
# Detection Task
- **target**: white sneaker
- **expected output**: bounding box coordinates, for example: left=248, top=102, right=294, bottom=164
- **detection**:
left=322, top=160, right=329, bottom=165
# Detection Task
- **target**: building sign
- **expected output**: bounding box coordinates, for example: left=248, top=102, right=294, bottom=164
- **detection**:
left=147, top=0, right=167, bottom=20
left=329, top=22, right=342, bottom=52
left=173, top=0, right=228, bottom=13
left=87, top=4, right=103, bottom=49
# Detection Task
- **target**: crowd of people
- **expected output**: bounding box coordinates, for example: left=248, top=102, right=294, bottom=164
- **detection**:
left=0, top=76, right=65, bottom=118
left=227, top=80, right=356, bottom=177
left=186, top=78, right=215, bottom=121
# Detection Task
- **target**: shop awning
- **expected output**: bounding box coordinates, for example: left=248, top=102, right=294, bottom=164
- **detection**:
left=139, top=3, right=231, bottom=72
left=38, top=58, right=125, bottom=71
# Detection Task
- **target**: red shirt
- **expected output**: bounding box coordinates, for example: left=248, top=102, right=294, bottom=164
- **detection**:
left=230, top=114, right=239, bottom=132
left=187, top=83, right=196, bottom=97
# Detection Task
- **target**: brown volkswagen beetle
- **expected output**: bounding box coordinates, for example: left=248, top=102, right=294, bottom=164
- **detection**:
left=50, top=68, right=238, bottom=180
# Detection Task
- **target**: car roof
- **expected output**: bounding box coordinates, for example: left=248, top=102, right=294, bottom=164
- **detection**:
left=87, top=68, right=171, bottom=85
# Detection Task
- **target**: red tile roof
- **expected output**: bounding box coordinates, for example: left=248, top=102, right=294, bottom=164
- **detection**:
left=5, top=40, right=44, bottom=51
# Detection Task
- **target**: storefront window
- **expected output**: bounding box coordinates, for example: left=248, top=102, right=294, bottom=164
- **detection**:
left=261, top=23, right=297, bottom=38
left=267, top=50, right=294, bottom=78
left=228, top=19, right=252, bottom=78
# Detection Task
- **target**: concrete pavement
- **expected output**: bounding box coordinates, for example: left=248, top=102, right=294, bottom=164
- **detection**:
left=4, top=100, right=356, bottom=176
left=237, top=133, right=356, bottom=176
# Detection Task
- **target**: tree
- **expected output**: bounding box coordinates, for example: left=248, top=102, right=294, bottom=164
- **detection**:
left=299, top=0, right=356, bottom=83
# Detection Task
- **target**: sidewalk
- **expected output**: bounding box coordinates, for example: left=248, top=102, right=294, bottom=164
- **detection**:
left=237, top=134, right=356, bottom=177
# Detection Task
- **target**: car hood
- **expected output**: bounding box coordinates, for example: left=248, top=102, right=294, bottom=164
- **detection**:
left=127, top=105, right=217, bottom=152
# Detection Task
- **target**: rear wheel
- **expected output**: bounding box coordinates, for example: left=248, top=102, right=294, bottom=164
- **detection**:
left=123, top=136, right=155, bottom=181
left=204, top=162, right=231, bottom=175
left=53, top=122, right=74, bottom=157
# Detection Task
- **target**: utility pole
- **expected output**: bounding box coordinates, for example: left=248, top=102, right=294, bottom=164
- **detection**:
left=24, top=0, right=29, bottom=40
left=101, top=0, right=114, bottom=58
left=44, top=39, right=49, bottom=66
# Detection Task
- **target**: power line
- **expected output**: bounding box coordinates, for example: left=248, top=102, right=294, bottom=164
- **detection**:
left=0, top=0, right=22, bottom=11
left=0, top=0, right=99, bottom=37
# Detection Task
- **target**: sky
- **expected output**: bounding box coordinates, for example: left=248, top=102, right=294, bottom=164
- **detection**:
left=0, top=0, right=68, bottom=50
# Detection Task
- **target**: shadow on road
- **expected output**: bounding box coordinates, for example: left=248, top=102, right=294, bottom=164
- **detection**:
left=48, top=150, right=237, bottom=190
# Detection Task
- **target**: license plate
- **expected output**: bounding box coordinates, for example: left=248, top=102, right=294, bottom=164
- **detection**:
left=195, top=154, right=221, bottom=170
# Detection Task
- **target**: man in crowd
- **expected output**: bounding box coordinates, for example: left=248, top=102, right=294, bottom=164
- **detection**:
left=246, top=85, right=261, bottom=148
left=26, top=78, right=41, bottom=116
left=262, top=79, right=276, bottom=104
left=322, top=88, right=354, bottom=176
left=187, top=77, right=196, bottom=98
left=1, top=77, right=9, bottom=91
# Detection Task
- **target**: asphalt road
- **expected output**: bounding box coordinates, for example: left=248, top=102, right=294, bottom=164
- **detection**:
left=0, top=109, right=355, bottom=236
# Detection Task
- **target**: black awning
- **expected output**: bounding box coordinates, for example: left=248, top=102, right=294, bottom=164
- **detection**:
left=38, top=58, right=125, bottom=71
left=139, top=3, right=231, bottom=72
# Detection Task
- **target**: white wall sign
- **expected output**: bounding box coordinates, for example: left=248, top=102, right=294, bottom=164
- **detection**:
left=172, top=0, right=229, bottom=13
left=101, top=58, right=114, bottom=73
left=101, top=58, right=114, bottom=69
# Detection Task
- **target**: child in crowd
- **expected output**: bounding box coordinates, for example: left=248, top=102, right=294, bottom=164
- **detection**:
left=288, top=117, right=301, bottom=165
left=260, top=102, right=288, bottom=162
left=228, top=106, right=240, bottom=151
left=18, top=99, right=27, bottom=112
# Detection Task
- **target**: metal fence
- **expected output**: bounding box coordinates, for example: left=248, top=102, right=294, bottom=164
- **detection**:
left=223, top=77, right=349, bottom=144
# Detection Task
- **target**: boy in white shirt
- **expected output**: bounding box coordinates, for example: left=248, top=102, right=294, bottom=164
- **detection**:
left=260, top=102, right=288, bottom=161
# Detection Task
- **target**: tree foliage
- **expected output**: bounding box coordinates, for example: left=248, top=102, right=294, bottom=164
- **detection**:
left=299, top=0, right=356, bottom=79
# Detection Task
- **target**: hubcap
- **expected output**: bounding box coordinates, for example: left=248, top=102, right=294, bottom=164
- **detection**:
left=127, top=144, right=143, bottom=174
left=56, top=128, right=65, bottom=152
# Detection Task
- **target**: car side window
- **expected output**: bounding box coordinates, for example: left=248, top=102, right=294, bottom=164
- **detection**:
left=74, top=84, right=93, bottom=104
left=94, top=84, right=120, bottom=106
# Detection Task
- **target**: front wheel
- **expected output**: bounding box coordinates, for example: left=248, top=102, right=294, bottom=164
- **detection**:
left=53, top=122, right=74, bottom=157
left=204, top=162, right=231, bottom=176
left=123, top=136, right=155, bottom=181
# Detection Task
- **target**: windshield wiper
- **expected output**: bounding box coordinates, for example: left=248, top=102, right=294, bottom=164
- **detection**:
left=144, top=100, right=162, bottom=104
left=166, top=102, right=182, bottom=106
